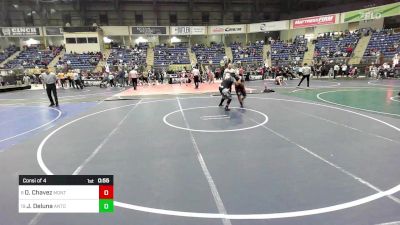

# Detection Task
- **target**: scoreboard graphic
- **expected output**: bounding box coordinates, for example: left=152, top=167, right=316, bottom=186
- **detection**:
left=19, top=175, right=114, bottom=213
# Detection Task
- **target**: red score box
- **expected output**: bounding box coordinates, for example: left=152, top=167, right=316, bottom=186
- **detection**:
left=99, top=185, right=114, bottom=199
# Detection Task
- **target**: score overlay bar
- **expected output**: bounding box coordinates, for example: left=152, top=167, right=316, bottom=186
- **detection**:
left=19, top=175, right=114, bottom=213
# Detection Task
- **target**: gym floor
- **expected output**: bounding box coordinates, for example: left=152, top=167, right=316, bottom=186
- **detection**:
left=0, top=79, right=399, bottom=225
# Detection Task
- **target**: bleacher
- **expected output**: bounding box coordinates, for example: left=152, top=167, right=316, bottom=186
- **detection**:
left=0, top=46, right=18, bottom=64
left=62, top=53, right=102, bottom=71
left=154, top=44, right=190, bottom=67
left=5, top=47, right=60, bottom=69
left=271, top=36, right=307, bottom=65
left=314, top=32, right=360, bottom=58
left=107, top=44, right=148, bottom=66
left=364, top=30, right=400, bottom=58
left=191, top=43, right=225, bottom=65
left=230, top=41, right=264, bottom=63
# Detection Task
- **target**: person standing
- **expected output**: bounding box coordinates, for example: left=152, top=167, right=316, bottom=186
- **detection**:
left=43, top=71, right=59, bottom=107
left=118, top=69, right=125, bottom=87
left=192, top=67, right=200, bottom=89
left=73, top=70, right=83, bottom=89
left=160, top=69, right=165, bottom=84
left=108, top=73, right=115, bottom=87
left=124, top=70, right=129, bottom=86
left=341, top=64, right=348, bottom=77
left=297, top=63, right=311, bottom=88
left=207, top=66, right=214, bottom=84
left=129, top=67, right=138, bottom=90
left=39, top=72, right=46, bottom=89
left=180, top=68, right=187, bottom=86
left=58, top=72, right=65, bottom=88
left=333, top=64, right=339, bottom=79
left=23, top=74, right=31, bottom=85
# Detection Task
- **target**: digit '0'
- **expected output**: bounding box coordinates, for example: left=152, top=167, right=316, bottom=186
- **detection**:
left=104, top=204, right=108, bottom=210
left=104, top=190, right=109, bottom=196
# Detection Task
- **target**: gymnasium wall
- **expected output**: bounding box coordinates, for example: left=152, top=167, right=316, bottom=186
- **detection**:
left=64, top=32, right=103, bottom=54
left=358, top=18, right=385, bottom=30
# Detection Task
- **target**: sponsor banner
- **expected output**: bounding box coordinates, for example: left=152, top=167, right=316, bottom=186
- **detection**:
left=0, top=27, right=41, bottom=37
left=191, top=26, right=207, bottom=35
left=131, top=26, right=168, bottom=35
left=291, top=14, right=339, bottom=29
left=170, top=26, right=207, bottom=35
left=208, top=24, right=246, bottom=34
left=341, top=2, right=400, bottom=23
left=248, top=20, right=289, bottom=33
left=101, top=26, right=130, bottom=36
left=45, top=27, right=63, bottom=36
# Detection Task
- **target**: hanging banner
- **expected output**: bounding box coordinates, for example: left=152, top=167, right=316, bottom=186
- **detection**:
left=191, top=26, right=207, bottom=35
left=45, top=27, right=63, bottom=36
left=208, top=24, right=246, bottom=34
left=248, top=20, right=289, bottom=33
left=131, top=26, right=168, bottom=35
left=0, top=27, right=41, bottom=37
left=291, top=14, right=339, bottom=29
left=170, top=26, right=207, bottom=35
left=341, top=2, right=400, bottom=23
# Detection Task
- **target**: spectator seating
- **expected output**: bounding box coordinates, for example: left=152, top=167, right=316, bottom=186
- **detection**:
left=364, top=30, right=400, bottom=58
left=154, top=44, right=190, bottom=66
left=314, top=32, right=360, bottom=58
left=62, top=52, right=102, bottom=71
left=5, top=46, right=61, bottom=69
left=0, top=45, right=18, bottom=64
left=107, top=44, right=148, bottom=66
left=271, top=36, right=307, bottom=64
left=230, top=41, right=264, bottom=63
left=191, top=43, right=225, bottom=65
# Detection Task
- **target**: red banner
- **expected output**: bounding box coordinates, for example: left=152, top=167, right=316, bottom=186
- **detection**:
left=292, top=14, right=337, bottom=28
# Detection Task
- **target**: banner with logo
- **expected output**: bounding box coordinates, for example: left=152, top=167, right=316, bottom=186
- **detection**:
left=341, top=2, right=400, bottom=23
left=131, top=26, right=168, bottom=35
left=0, top=27, right=41, bottom=37
left=208, top=24, right=246, bottom=34
left=291, top=14, right=339, bottom=29
left=45, top=27, right=63, bottom=36
left=170, top=26, right=207, bottom=35
left=248, top=20, right=289, bottom=33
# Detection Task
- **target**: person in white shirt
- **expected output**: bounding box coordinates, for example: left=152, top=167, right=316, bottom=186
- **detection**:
left=108, top=73, right=115, bottom=87
left=223, top=63, right=236, bottom=80
left=124, top=71, right=129, bottom=86
left=180, top=68, right=187, bottom=86
left=297, top=63, right=311, bottom=87
left=73, top=70, right=83, bottom=89
left=43, top=72, right=59, bottom=107
left=341, top=64, right=348, bottom=77
left=23, top=74, right=31, bottom=85
left=129, top=68, right=138, bottom=90
left=192, top=67, right=200, bottom=89
left=333, top=64, right=340, bottom=79
left=392, top=54, right=398, bottom=68
left=328, top=67, right=334, bottom=78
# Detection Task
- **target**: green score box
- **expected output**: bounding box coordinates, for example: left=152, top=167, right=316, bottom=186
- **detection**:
left=99, top=199, right=114, bottom=213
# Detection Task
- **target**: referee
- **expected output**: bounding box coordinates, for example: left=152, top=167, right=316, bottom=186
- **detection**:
left=43, top=71, right=59, bottom=107
left=297, top=63, right=311, bottom=88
